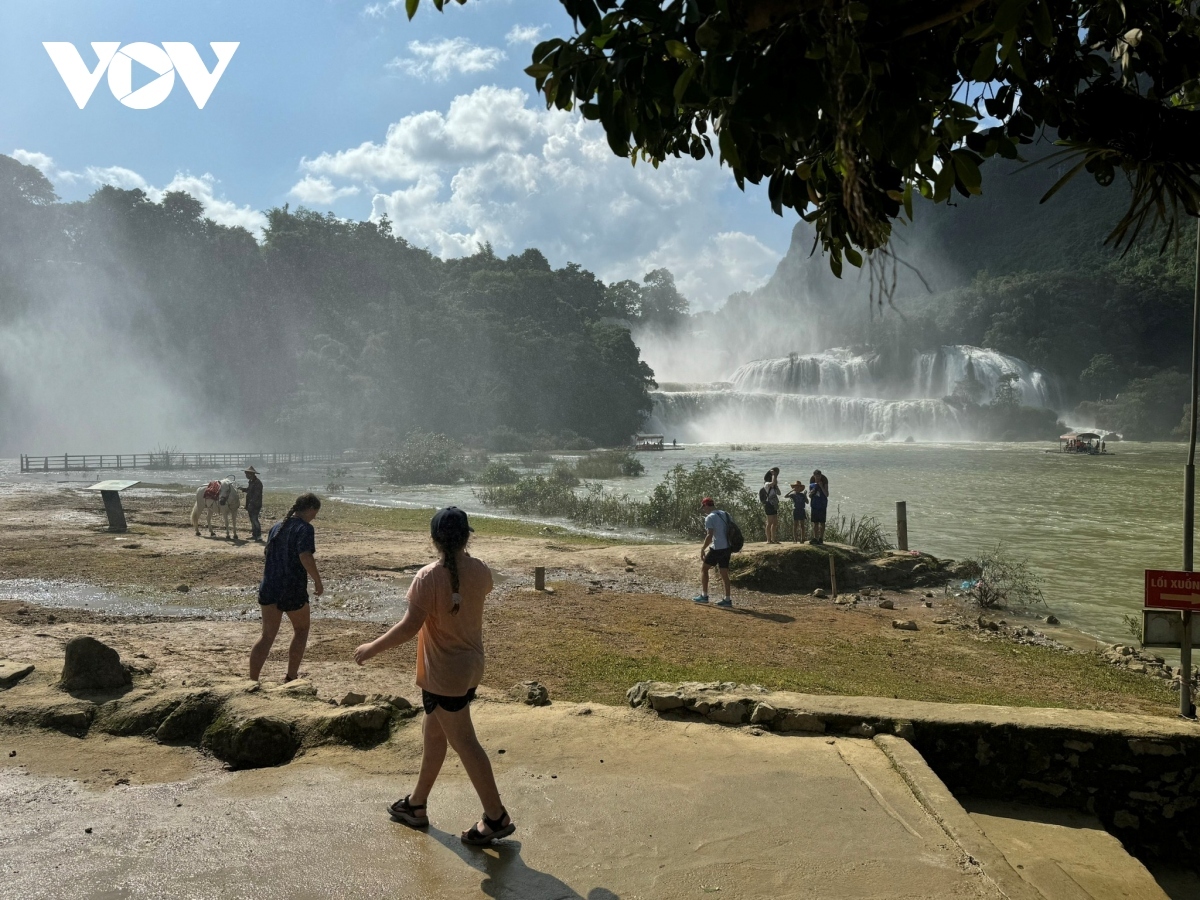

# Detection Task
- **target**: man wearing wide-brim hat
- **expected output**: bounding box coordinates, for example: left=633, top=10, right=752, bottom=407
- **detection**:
left=239, top=466, right=264, bottom=542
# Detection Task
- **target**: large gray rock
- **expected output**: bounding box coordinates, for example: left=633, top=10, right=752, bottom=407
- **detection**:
left=60, top=637, right=131, bottom=692
left=311, top=704, right=392, bottom=747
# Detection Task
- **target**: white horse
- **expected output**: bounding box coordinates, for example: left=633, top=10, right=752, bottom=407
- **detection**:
left=191, top=477, right=241, bottom=540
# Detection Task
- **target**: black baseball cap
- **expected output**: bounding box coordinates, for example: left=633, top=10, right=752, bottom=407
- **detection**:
left=430, top=506, right=474, bottom=539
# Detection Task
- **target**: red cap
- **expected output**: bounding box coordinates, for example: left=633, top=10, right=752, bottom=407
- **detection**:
left=701, top=497, right=714, bottom=507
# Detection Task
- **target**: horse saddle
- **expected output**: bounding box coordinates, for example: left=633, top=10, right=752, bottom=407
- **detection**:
left=204, top=481, right=222, bottom=501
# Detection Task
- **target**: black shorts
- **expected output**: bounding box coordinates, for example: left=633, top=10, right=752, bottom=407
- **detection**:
left=704, top=547, right=732, bottom=569
left=810, top=508, right=827, bottom=524
left=793, top=509, right=807, bottom=522
left=422, top=686, right=477, bottom=715
left=259, top=593, right=309, bottom=613
left=763, top=504, right=779, bottom=517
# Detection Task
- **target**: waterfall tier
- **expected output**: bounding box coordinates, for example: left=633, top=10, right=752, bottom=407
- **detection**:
left=647, top=391, right=969, bottom=443
left=728, top=345, right=1053, bottom=408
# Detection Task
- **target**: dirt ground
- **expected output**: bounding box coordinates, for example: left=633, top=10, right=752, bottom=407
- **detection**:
left=0, top=484, right=1177, bottom=715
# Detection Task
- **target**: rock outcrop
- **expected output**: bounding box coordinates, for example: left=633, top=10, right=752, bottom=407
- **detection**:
left=59, top=637, right=131, bottom=692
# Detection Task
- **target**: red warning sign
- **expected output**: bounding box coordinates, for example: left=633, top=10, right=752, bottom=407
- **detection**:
left=1145, top=570, right=1200, bottom=610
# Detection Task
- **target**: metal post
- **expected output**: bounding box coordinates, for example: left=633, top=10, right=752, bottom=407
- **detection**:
left=1183, top=218, right=1200, bottom=719
left=896, top=501, right=909, bottom=552
left=829, top=555, right=838, bottom=599
left=534, top=566, right=546, bottom=591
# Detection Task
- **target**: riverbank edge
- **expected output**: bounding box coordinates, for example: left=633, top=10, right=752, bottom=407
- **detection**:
left=628, top=681, right=1200, bottom=867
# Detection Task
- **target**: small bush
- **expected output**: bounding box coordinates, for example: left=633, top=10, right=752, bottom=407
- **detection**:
left=574, top=450, right=645, bottom=479
left=548, top=461, right=580, bottom=487
left=1122, top=613, right=1144, bottom=644
left=643, top=456, right=764, bottom=541
left=479, top=461, right=521, bottom=485
left=378, top=432, right=465, bottom=485
left=966, top=545, right=1045, bottom=610
left=824, top=512, right=893, bottom=554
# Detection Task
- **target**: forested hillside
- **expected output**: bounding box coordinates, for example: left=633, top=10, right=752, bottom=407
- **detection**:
left=0, top=155, right=658, bottom=452
left=699, top=151, right=1197, bottom=438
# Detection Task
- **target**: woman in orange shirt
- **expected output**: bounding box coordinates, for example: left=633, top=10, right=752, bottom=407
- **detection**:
left=353, top=506, right=515, bottom=845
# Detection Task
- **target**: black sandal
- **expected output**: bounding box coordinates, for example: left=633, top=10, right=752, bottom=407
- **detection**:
left=461, top=808, right=516, bottom=845
left=387, top=795, right=429, bottom=828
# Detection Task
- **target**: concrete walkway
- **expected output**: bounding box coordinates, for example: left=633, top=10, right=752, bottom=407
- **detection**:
left=0, top=703, right=1009, bottom=900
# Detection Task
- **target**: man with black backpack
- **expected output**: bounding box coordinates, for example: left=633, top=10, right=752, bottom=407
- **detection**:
left=693, top=497, right=740, bottom=608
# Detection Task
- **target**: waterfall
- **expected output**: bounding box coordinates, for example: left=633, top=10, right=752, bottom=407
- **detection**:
left=647, top=391, right=969, bottom=443
left=728, top=345, right=1054, bottom=407
left=913, top=346, right=1052, bottom=407
left=651, top=344, right=1056, bottom=443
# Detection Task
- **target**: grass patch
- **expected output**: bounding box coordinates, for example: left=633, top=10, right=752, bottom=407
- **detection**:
left=481, top=582, right=1176, bottom=715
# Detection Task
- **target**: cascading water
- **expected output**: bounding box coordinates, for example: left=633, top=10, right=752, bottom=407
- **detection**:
left=651, top=345, right=1056, bottom=442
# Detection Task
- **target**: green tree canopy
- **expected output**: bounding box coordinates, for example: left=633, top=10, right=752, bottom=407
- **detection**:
left=412, top=0, right=1199, bottom=272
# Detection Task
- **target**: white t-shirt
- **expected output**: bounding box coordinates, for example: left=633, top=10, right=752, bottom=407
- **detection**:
left=705, top=510, right=729, bottom=550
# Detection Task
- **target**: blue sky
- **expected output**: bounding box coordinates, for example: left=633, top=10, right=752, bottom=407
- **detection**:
left=0, top=0, right=795, bottom=308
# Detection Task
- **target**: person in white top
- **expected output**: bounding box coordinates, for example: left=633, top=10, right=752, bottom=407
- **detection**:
left=693, top=497, right=732, bottom=607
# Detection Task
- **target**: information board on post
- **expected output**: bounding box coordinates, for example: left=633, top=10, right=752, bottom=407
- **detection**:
left=1144, top=569, right=1200, bottom=611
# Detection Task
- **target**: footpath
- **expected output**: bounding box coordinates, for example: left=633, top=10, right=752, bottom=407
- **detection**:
left=1, top=698, right=1189, bottom=900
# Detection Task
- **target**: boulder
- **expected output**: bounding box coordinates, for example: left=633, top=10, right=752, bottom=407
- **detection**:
left=94, top=691, right=184, bottom=737
left=367, top=693, right=415, bottom=714
left=511, top=681, right=550, bottom=706
left=201, top=712, right=298, bottom=769
left=892, top=620, right=919, bottom=631
left=0, top=661, right=34, bottom=690
left=155, top=692, right=224, bottom=743
left=338, top=691, right=367, bottom=707
left=311, top=704, right=392, bottom=747
left=60, top=637, right=131, bottom=692
left=878, top=599, right=894, bottom=610
left=813, top=589, right=828, bottom=599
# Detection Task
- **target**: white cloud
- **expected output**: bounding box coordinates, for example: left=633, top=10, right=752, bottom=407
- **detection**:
left=505, top=24, right=544, bottom=45
left=293, top=86, right=786, bottom=308
left=85, top=165, right=149, bottom=190
left=386, top=37, right=505, bottom=81
left=289, top=175, right=361, bottom=206
left=363, top=0, right=404, bottom=18
left=12, top=149, right=80, bottom=185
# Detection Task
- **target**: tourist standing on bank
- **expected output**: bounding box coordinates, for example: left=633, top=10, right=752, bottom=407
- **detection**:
left=785, top=480, right=808, bottom=543
left=808, top=471, right=829, bottom=545
left=239, top=466, right=264, bottom=542
left=353, top=507, right=516, bottom=845
left=693, top=497, right=733, bottom=607
left=250, top=492, right=323, bottom=682
left=760, top=468, right=782, bottom=544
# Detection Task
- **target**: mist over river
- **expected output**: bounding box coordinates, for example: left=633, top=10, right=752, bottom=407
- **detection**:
left=3, top=442, right=1191, bottom=645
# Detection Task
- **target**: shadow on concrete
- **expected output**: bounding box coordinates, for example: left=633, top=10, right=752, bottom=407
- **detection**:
left=429, top=829, right=621, bottom=900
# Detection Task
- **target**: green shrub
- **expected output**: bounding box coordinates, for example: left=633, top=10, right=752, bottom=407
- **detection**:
left=548, top=461, right=580, bottom=487
left=479, top=461, right=521, bottom=485
left=824, top=512, right=893, bottom=554
left=643, top=456, right=764, bottom=541
left=966, top=545, right=1045, bottom=610
left=378, top=432, right=465, bottom=485
left=574, top=450, right=645, bottom=478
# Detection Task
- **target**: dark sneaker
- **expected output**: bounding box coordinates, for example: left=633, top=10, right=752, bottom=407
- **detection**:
left=715, top=598, right=733, bottom=608
left=692, top=594, right=710, bottom=604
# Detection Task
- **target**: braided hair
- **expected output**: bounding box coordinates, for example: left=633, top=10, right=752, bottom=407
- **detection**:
left=431, top=518, right=471, bottom=616
left=283, top=492, right=321, bottom=524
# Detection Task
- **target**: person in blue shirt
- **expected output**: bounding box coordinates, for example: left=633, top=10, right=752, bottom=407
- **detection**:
left=693, top=497, right=733, bottom=607
left=808, top=471, right=829, bottom=545
left=250, top=492, right=324, bottom=682
left=785, top=480, right=808, bottom=543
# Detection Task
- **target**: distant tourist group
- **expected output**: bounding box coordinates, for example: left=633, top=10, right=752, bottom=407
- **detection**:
left=693, top=467, right=830, bottom=609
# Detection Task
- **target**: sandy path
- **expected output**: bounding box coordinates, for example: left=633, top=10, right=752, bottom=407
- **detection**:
left=0, top=702, right=1001, bottom=900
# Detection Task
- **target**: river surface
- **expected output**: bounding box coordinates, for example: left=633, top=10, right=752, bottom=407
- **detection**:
left=3, top=443, right=1192, bottom=644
